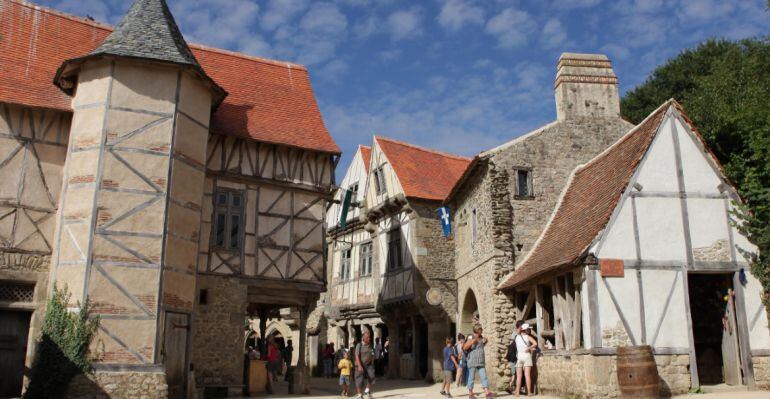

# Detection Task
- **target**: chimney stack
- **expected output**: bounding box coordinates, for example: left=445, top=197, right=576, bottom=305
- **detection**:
left=554, top=53, right=620, bottom=120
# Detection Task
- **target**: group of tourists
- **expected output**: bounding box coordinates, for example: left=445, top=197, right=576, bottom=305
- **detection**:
left=442, top=321, right=539, bottom=398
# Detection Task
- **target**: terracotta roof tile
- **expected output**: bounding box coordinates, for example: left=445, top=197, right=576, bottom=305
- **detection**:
left=360, top=145, right=371, bottom=173
left=0, top=0, right=339, bottom=154
left=498, top=101, right=672, bottom=290
left=375, top=136, right=471, bottom=201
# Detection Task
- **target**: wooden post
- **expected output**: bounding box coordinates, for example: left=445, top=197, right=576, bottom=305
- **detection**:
left=553, top=277, right=564, bottom=350
left=535, top=285, right=545, bottom=349
left=733, top=273, right=756, bottom=389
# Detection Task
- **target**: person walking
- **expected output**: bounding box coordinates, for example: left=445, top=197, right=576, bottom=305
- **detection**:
left=514, top=323, right=538, bottom=397
left=506, top=321, right=524, bottom=393
left=463, top=326, right=493, bottom=399
left=441, top=337, right=459, bottom=398
left=265, top=337, right=280, bottom=394
left=373, top=337, right=384, bottom=376
left=283, top=340, right=294, bottom=381
left=454, top=334, right=466, bottom=387
left=323, top=343, right=335, bottom=378
left=355, top=330, right=376, bottom=399
left=338, top=350, right=354, bottom=397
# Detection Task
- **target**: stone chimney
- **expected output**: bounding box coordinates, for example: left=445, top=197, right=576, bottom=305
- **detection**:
left=554, top=53, right=620, bottom=120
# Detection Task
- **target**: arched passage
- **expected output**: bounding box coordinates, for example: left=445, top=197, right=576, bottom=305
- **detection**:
left=460, top=289, right=480, bottom=335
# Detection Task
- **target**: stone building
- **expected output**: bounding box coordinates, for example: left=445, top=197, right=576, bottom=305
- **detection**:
left=498, top=100, right=770, bottom=396
left=445, top=53, right=634, bottom=388
left=0, top=0, right=339, bottom=398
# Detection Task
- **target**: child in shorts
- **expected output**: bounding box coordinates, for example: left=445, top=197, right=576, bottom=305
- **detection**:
left=338, top=350, right=353, bottom=397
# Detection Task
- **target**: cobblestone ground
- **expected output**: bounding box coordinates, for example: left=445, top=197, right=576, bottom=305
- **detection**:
left=237, top=377, right=767, bottom=399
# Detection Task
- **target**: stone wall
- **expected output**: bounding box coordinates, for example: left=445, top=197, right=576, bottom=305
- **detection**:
left=66, top=370, right=167, bottom=399
left=192, top=274, right=247, bottom=391
left=755, top=355, right=770, bottom=390
left=535, top=353, right=690, bottom=398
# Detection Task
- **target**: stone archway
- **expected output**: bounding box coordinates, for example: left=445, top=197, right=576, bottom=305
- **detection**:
left=460, top=289, right=480, bottom=335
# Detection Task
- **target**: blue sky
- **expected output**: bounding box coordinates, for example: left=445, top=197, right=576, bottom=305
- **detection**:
left=41, top=0, right=768, bottom=179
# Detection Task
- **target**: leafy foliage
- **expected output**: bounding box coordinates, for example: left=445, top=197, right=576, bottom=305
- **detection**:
left=622, top=38, right=770, bottom=315
left=23, top=285, right=99, bottom=399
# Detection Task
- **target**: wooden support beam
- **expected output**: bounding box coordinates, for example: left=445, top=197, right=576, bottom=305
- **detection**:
left=535, top=285, right=545, bottom=349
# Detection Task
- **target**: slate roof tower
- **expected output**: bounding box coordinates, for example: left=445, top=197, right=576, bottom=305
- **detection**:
left=54, top=0, right=226, bottom=105
left=48, top=0, right=222, bottom=395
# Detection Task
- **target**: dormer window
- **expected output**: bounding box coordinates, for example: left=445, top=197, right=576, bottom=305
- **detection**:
left=514, top=167, right=534, bottom=199
left=374, top=167, right=387, bottom=195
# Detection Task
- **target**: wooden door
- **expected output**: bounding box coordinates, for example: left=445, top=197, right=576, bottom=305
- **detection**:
left=0, top=310, right=31, bottom=398
left=163, top=312, right=190, bottom=399
left=722, top=290, right=742, bottom=385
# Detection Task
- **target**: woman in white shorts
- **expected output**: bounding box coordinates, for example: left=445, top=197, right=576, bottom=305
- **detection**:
left=514, top=324, right=538, bottom=397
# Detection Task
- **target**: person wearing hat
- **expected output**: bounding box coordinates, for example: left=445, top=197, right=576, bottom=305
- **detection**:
left=505, top=321, right=524, bottom=393
left=513, top=323, right=538, bottom=396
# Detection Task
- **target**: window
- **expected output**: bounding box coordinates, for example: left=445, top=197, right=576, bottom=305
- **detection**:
left=340, top=249, right=352, bottom=280
left=471, top=208, right=478, bottom=244
left=387, top=228, right=402, bottom=270
left=374, top=167, right=386, bottom=195
left=514, top=168, right=533, bottom=199
left=213, top=190, right=244, bottom=250
left=360, top=242, right=373, bottom=277
left=349, top=183, right=359, bottom=205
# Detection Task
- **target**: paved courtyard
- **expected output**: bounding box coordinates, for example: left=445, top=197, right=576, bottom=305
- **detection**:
left=239, top=377, right=765, bottom=399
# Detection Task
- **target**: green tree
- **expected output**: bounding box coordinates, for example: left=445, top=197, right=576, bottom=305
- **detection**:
left=622, top=38, right=770, bottom=315
left=23, top=285, right=99, bottom=399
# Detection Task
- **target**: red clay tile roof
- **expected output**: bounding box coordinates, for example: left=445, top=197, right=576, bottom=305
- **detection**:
left=498, top=101, right=673, bottom=290
left=375, top=136, right=471, bottom=202
left=360, top=145, right=372, bottom=173
left=0, top=0, right=339, bottom=154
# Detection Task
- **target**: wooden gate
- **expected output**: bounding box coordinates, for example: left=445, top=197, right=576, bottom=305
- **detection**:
left=0, top=310, right=31, bottom=398
left=163, top=312, right=190, bottom=399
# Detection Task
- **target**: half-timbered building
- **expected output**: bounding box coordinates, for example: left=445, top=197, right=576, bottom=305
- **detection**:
left=356, top=136, right=470, bottom=381
left=325, top=145, right=386, bottom=348
left=0, top=0, right=339, bottom=397
left=498, top=100, right=770, bottom=396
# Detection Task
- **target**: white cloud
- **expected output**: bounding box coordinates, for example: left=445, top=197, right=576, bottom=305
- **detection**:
left=550, top=0, right=603, bottom=10
left=261, top=0, right=309, bottom=31
left=378, top=49, right=402, bottom=61
left=437, top=0, right=485, bottom=32
left=352, top=15, right=380, bottom=39
left=676, top=0, right=736, bottom=23
left=484, top=8, right=536, bottom=48
left=387, top=7, right=423, bottom=41
left=541, top=18, right=567, bottom=49
left=270, top=2, right=349, bottom=65
left=318, top=60, right=350, bottom=83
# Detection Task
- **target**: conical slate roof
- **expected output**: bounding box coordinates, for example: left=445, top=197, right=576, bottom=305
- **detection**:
left=91, top=0, right=199, bottom=66
left=54, top=0, right=226, bottom=106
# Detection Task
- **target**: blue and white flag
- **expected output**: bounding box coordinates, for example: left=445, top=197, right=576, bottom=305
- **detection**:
left=438, top=206, right=452, bottom=238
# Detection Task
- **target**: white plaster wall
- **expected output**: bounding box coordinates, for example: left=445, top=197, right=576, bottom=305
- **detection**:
left=365, top=140, right=405, bottom=210
left=640, top=270, right=688, bottom=348
left=591, top=110, right=765, bottom=352
left=636, top=197, right=686, bottom=261
left=633, top=118, right=678, bottom=192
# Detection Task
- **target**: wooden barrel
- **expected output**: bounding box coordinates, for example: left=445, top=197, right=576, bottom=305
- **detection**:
left=616, top=345, right=660, bottom=398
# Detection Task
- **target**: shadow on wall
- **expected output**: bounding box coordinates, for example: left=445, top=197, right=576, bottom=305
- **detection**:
left=23, top=334, right=108, bottom=399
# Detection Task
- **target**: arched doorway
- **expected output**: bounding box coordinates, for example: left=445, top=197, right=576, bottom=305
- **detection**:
left=460, top=289, right=479, bottom=334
